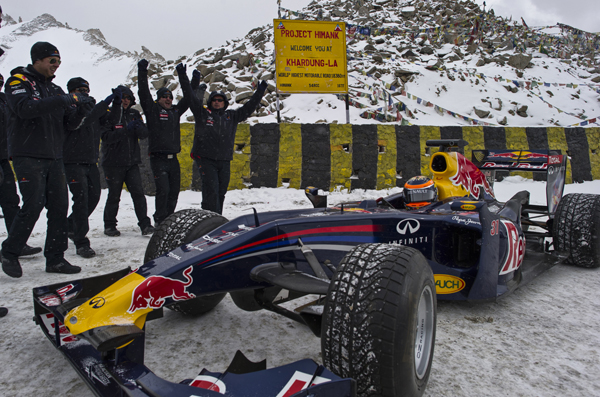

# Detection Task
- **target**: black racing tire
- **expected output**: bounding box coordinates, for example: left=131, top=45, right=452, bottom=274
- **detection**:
left=321, top=243, right=436, bottom=397
left=553, top=193, right=600, bottom=268
left=144, top=209, right=229, bottom=315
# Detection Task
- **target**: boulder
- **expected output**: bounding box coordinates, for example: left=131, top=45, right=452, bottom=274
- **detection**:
left=474, top=107, right=490, bottom=119
left=252, top=32, right=266, bottom=46
left=212, top=49, right=226, bottom=63
left=401, top=7, right=416, bottom=17
left=151, top=76, right=169, bottom=90
left=363, top=44, right=377, bottom=53
left=237, top=54, right=252, bottom=68
left=211, top=70, right=227, bottom=83
left=223, top=52, right=242, bottom=61
left=197, top=65, right=215, bottom=76
left=235, top=86, right=252, bottom=94
left=508, top=53, right=532, bottom=70
left=235, top=91, right=254, bottom=103
left=517, top=105, right=528, bottom=117
left=372, top=53, right=383, bottom=63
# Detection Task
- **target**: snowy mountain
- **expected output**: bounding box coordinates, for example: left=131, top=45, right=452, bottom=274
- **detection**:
left=1, top=0, right=599, bottom=127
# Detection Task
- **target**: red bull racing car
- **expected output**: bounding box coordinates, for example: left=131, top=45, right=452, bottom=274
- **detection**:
left=32, top=139, right=600, bottom=397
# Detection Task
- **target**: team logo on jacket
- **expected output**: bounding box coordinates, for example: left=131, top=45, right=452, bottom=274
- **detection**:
left=159, top=110, right=169, bottom=120
left=206, top=117, right=214, bottom=126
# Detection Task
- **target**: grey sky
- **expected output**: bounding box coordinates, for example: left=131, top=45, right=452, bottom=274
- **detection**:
left=2, top=0, right=597, bottom=60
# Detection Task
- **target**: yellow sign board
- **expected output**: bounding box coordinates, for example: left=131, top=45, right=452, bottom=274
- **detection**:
left=274, top=19, right=348, bottom=94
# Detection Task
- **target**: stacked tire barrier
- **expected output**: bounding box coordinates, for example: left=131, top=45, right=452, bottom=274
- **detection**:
left=139, top=124, right=600, bottom=193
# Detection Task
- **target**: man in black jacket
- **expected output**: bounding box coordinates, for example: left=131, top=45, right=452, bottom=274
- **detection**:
left=101, top=85, right=154, bottom=237
left=0, top=72, right=42, bottom=257
left=177, top=63, right=267, bottom=214
left=1, top=41, right=93, bottom=278
left=64, top=77, right=121, bottom=258
left=137, top=59, right=191, bottom=226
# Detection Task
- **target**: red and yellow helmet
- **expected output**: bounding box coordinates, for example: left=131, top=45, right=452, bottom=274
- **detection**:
left=403, top=176, right=438, bottom=209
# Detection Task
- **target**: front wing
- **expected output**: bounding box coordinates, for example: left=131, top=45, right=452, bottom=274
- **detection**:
left=32, top=271, right=355, bottom=397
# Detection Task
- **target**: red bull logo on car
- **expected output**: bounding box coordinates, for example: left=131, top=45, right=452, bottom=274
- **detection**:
left=499, top=220, right=525, bottom=275
left=450, top=153, right=495, bottom=199
left=127, top=266, right=196, bottom=313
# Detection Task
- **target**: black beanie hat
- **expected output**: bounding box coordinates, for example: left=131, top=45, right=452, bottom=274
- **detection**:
left=156, top=87, right=172, bottom=100
left=67, top=77, right=89, bottom=93
left=30, top=41, right=60, bottom=63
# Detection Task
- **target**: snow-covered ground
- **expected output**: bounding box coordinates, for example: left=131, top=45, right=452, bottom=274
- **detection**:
left=0, top=178, right=599, bottom=396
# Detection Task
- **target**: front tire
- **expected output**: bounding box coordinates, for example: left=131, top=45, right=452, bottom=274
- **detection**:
left=321, top=244, right=436, bottom=397
left=553, top=193, right=600, bottom=268
left=144, top=209, right=229, bottom=315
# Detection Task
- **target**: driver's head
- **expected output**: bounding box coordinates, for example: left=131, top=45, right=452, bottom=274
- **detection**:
left=403, top=176, right=438, bottom=210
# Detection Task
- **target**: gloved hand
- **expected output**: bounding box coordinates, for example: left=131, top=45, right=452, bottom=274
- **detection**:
left=191, top=69, right=202, bottom=89
left=104, top=92, right=116, bottom=103
left=78, top=98, right=95, bottom=115
left=112, top=87, right=122, bottom=100
left=176, top=63, right=186, bottom=76
left=138, top=59, right=149, bottom=72
left=127, top=120, right=142, bottom=131
left=61, top=93, right=80, bottom=106
left=198, top=83, right=207, bottom=91
left=110, top=87, right=122, bottom=106
left=258, top=80, right=268, bottom=91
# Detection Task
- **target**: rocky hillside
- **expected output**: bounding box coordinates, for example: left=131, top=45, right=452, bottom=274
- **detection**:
left=2, top=1, right=599, bottom=127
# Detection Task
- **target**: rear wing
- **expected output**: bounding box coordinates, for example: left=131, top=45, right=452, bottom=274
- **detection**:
left=471, top=150, right=567, bottom=215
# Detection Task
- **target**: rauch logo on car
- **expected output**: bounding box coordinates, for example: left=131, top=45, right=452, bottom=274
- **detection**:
left=434, top=274, right=466, bottom=294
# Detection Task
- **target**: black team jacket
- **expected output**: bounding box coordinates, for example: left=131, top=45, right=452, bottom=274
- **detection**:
left=63, top=96, right=118, bottom=165
left=178, top=73, right=265, bottom=161
left=4, top=65, right=84, bottom=159
left=138, top=69, right=188, bottom=156
left=100, top=87, right=148, bottom=167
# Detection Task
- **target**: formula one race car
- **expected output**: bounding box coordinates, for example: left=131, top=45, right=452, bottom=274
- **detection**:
left=32, top=139, right=600, bottom=397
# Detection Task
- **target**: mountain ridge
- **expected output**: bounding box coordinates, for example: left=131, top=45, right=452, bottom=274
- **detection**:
left=1, top=0, right=599, bottom=127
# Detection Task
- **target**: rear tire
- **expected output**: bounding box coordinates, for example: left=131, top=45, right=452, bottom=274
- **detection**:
left=321, top=243, right=436, bottom=397
left=144, top=209, right=229, bottom=315
left=553, top=193, right=600, bottom=268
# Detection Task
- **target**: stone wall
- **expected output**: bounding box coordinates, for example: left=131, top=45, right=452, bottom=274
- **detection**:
left=128, top=124, right=600, bottom=194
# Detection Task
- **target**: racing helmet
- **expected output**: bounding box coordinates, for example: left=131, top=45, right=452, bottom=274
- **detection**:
left=403, top=176, right=438, bottom=209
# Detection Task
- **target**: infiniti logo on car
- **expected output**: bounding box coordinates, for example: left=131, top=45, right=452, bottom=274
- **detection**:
left=397, top=219, right=420, bottom=234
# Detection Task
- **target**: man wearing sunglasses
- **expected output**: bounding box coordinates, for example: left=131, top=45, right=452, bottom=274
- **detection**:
left=63, top=77, right=122, bottom=258
left=177, top=62, right=268, bottom=215
left=1, top=41, right=93, bottom=278
left=100, top=85, right=154, bottom=237
left=137, top=59, right=197, bottom=226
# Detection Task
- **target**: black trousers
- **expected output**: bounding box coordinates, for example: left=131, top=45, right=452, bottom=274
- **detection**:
left=0, top=159, right=21, bottom=232
left=150, top=156, right=180, bottom=226
left=195, top=157, right=230, bottom=215
left=103, top=165, right=152, bottom=230
left=1, top=157, right=68, bottom=264
left=65, top=163, right=101, bottom=249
